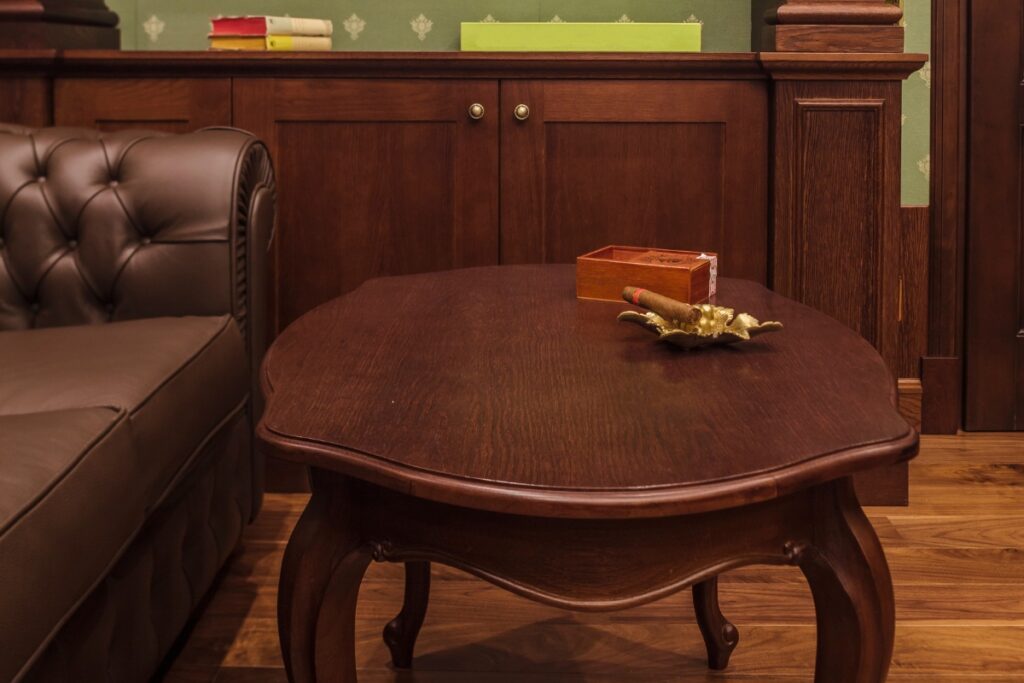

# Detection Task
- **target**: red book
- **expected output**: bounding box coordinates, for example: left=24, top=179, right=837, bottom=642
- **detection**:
left=210, top=16, right=333, bottom=37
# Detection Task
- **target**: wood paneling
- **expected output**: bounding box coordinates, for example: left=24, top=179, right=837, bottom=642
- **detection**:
left=500, top=81, right=768, bottom=283
left=0, top=78, right=50, bottom=126
left=161, top=432, right=1024, bottom=682
left=771, top=81, right=903, bottom=371
left=964, top=0, right=1024, bottom=430
left=899, top=206, right=929, bottom=379
left=234, top=78, right=499, bottom=492
left=53, top=78, right=230, bottom=131
left=233, top=78, right=499, bottom=334
left=922, top=356, right=961, bottom=434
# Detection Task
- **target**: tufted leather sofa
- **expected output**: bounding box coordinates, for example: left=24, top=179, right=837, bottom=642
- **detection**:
left=0, top=125, right=274, bottom=682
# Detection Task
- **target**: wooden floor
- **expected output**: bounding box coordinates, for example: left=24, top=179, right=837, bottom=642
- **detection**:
left=163, top=434, right=1024, bottom=682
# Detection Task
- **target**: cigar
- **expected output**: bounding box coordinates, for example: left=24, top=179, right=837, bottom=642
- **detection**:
left=622, top=286, right=701, bottom=324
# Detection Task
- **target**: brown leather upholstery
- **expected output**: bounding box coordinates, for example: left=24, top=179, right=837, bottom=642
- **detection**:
left=0, top=125, right=274, bottom=682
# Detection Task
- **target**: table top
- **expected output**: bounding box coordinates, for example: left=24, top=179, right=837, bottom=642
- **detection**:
left=258, top=265, right=916, bottom=518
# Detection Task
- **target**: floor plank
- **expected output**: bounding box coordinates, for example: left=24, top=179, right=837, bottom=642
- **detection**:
left=162, top=433, right=1024, bottom=681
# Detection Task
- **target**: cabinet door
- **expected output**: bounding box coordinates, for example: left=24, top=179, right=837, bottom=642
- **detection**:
left=55, top=78, right=231, bottom=132
left=500, top=80, right=768, bottom=283
left=235, top=79, right=499, bottom=333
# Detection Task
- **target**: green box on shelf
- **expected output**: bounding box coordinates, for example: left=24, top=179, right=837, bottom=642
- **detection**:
left=460, top=22, right=701, bottom=52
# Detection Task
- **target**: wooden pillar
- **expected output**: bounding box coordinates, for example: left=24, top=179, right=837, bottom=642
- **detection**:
left=0, top=0, right=119, bottom=48
left=762, top=0, right=904, bottom=52
left=760, top=0, right=922, bottom=380
left=760, top=3, right=924, bottom=504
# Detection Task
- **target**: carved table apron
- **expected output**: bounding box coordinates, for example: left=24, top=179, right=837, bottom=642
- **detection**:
left=258, top=265, right=918, bottom=682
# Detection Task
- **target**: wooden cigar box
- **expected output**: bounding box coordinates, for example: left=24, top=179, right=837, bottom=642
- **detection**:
left=576, top=245, right=716, bottom=304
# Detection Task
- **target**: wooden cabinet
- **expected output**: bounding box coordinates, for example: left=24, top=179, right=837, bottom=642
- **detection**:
left=54, top=78, right=230, bottom=132
left=24, top=51, right=924, bottom=500
left=500, top=80, right=768, bottom=282
left=234, top=79, right=499, bottom=332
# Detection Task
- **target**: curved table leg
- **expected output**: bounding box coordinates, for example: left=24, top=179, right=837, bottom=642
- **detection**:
left=278, top=472, right=371, bottom=683
left=795, top=479, right=895, bottom=683
left=692, top=577, right=739, bottom=670
left=384, top=561, right=431, bottom=668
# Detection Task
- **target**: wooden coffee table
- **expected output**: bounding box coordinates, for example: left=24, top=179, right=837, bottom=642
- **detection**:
left=258, top=265, right=917, bottom=682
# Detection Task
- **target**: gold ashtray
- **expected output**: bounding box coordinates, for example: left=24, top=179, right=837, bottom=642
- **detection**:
left=618, top=303, right=783, bottom=349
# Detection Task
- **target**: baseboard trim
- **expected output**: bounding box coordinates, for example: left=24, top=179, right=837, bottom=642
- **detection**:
left=922, top=356, right=961, bottom=434
left=898, top=377, right=923, bottom=431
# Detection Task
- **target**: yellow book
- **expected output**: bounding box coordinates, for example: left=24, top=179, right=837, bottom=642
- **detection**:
left=208, top=35, right=332, bottom=51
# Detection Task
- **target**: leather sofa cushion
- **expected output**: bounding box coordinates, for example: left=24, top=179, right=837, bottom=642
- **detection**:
left=0, top=408, right=136, bottom=683
left=0, top=316, right=248, bottom=681
left=0, top=315, right=247, bottom=503
left=0, top=407, right=123, bottom=530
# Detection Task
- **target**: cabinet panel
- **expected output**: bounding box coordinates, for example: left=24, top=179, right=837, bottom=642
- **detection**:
left=234, top=78, right=499, bottom=334
left=0, top=78, right=51, bottom=127
left=772, top=82, right=903, bottom=372
left=501, top=80, right=769, bottom=283
left=54, top=78, right=230, bottom=131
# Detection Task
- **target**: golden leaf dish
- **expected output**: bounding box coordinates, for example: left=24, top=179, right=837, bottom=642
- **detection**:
left=618, top=304, right=783, bottom=349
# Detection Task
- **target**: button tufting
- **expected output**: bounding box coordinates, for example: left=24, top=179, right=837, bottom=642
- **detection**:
left=68, top=239, right=78, bottom=248
left=37, top=176, right=46, bottom=183
left=30, top=303, right=40, bottom=313
left=109, top=180, right=119, bottom=188
left=141, top=237, right=152, bottom=245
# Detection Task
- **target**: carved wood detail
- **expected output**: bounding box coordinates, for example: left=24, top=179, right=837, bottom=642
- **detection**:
left=277, top=471, right=897, bottom=681
left=761, top=0, right=904, bottom=52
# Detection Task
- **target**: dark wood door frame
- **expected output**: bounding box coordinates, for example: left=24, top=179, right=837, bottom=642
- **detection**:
left=923, top=0, right=968, bottom=433
left=927, top=0, right=1024, bottom=432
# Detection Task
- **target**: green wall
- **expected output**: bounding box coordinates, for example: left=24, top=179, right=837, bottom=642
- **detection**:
left=106, top=0, right=930, bottom=204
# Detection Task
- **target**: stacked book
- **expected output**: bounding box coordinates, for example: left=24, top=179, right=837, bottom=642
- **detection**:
left=209, top=15, right=333, bottom=51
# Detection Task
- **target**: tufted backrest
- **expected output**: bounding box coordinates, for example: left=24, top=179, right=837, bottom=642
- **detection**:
left=0, top=125, right=273, bottom=334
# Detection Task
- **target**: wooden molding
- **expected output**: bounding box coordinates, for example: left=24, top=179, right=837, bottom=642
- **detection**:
left=761, top=0, right=903, bottom=51
left=51, top=50, right=770, bottom=80
left=759, top=52, right=926, bottom=80
left=898, top=378, right=923, bottom=432
left=768, top=1, right=903, bottom=25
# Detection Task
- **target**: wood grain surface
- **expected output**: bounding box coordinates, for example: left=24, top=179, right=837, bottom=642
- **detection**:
left=259, top=265, right=915, bottom=518
left=53, top=78, right=231, bottom=132
left=964, top=0, right=1024, bottom=430
left=498, top=81, right=768, bottom=283
left=159, top=432, right=1024, bottom=682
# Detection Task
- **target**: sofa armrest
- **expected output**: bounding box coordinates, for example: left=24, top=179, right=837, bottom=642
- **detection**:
left=231, top=132, right=276, bottom=512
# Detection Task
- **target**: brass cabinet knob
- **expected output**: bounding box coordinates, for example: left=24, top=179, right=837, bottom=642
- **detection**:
left=468, top=103, right=485, bottom=120
left=513, top=104, right=530, bottom=121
